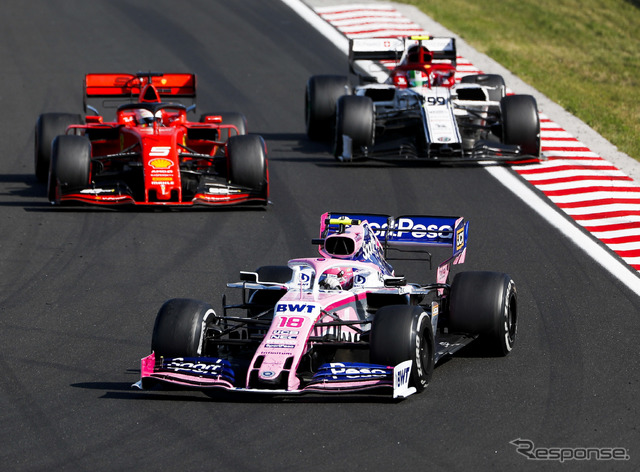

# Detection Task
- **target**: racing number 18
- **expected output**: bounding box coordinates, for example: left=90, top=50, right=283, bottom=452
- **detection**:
left=278, top=316, right=305, bottom=328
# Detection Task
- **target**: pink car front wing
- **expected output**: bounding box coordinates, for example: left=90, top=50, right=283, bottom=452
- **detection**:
left=136, top=352, right=416, bottom=398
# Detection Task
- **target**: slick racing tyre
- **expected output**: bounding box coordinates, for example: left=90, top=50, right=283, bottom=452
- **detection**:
left=255, top=265, right=293, bottom=283
left=370, top=305, right=434, bottom=392
left=333, top=95, right=374, bottom=160
left=151, top=298, right=216, bottom=358
left=35, top=113, right=83, bottom=184
left=460, top=74, right=506, bottom=102
left=247, top=265, right=292, bottom=317
left=47, top=135, right=91, bottom=203
left=501, top=94, right=541, bottom=157
left=305, top=75, right=350, bottom=141
left=200, top=112, right=247, bottom=142
left=226, top=134, right=268, bottom=196
left=448, top=271, right=518, bottom=356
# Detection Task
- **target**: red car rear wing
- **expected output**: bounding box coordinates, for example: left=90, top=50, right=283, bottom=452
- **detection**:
left=84, top=73, right=197, bottom=98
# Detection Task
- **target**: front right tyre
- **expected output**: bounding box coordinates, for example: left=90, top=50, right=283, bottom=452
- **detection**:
left=305, top=75, right=350, bottom=141
left=35, top=113, right=83, bottom=183
left=333, top=95, right=374, bottom=160
left=226, top=134, right=268, bottom=198
left=48, top=134, right=91, bottom=203
left=370, top=305, right=434, bottom=392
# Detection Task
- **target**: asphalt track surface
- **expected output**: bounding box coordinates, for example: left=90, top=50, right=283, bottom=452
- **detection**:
left=0, top=1, right=638, bottom=470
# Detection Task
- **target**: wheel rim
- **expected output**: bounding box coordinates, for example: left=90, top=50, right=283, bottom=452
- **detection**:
left=504, top=294, right=517, bottom=349
left=305, top=89, right=311, bottom=129
left=415, top=329, right=425, bottom=376
left=414, top=313, right=431, bottom=389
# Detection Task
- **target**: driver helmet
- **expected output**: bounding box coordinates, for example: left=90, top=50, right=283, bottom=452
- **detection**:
left=319, top=267, right=354, bottom=290
left=407, top=69, right=429, bottom=88
left=406, top=45, right=432, bottom=64
left=154, top=108, right=169, bottom=126
left=134, top=108, right=154, bottom=126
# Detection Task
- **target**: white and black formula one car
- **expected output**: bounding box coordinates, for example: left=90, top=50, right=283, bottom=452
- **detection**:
left=306, top=36, right=541, bottom=163
left=135, top=212, right=518, bottom=399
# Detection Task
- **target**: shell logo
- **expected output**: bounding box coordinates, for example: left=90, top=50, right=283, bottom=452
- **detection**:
left=149, top=158, right=173, bottom=169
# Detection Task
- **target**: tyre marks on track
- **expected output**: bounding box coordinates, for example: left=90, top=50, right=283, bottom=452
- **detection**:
left=313, top=3, right=640, bottom=271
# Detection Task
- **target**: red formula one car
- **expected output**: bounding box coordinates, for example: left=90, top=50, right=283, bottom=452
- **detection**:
left=34, top=72, right=268, bottom=207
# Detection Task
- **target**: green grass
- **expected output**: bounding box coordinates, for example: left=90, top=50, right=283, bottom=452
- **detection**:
left=397, top=0, right=640, bottom=161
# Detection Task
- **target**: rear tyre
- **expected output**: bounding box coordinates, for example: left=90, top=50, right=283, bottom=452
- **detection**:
left=247, top=266, right=291, bottom=317
left=226, top=134, right=268, bottom=196
left=460, top=74, right=505, bottom=102
left=333, top=95, right=374, bottom=159
left=255, top=265, right=292, bottom=283
left=35, top=113, right=82, bottom=183
left=305, top=75, right=350, bottom=141
left=501, top=95, right=540, bottom=157
left=151, top=298, right=216, bottom=358
left=48, top=135, right=91, bottom=203
left=370, top=305, right=434, bottom=392
left=200, top=112, right=247, bottom=141
left=448, top=271, right=517, bottom=356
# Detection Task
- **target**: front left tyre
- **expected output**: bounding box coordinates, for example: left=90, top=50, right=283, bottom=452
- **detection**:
left=460, top=74, right=506, bottom=102
left=501, top=95, right=540, bottom=157
left=151, top=298, right=217, bottom=358
left=200, top=112, right=247, bottom=141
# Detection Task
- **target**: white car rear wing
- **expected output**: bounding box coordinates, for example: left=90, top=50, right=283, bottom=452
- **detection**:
left=349, top=36, right=457, bottom=68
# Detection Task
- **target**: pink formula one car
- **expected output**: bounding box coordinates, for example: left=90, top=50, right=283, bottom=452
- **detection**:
left=136, top=212, right=517, bottom=398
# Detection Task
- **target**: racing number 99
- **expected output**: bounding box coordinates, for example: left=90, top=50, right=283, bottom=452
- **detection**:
left=427, top=97, right=446, bottom=106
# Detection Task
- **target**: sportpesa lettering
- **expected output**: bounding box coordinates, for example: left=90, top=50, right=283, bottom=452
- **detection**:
left=330, top=363, right=388, bottom=377
left=361, top=233, right=382, bottom=260
left=367, top=218, right=453, bottom=239
left=166, top=358, right=224, bottom=374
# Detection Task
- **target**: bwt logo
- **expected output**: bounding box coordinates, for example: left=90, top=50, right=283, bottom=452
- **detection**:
left=276, top=303, right=315, bottom=313
left=368, top=218, right=453, bottom=239
left=395, top=365, right=411, bottom=388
